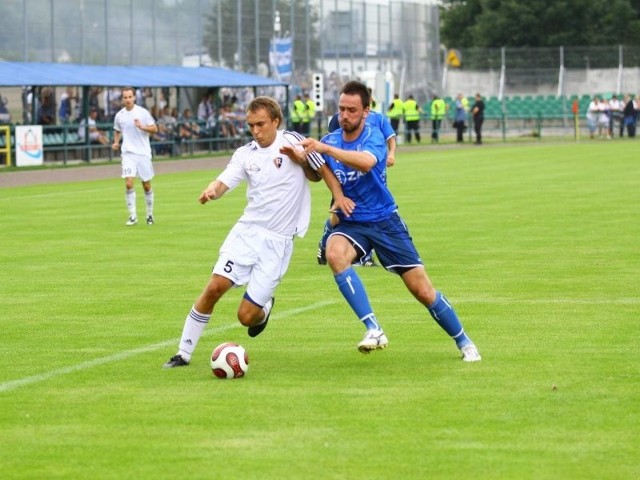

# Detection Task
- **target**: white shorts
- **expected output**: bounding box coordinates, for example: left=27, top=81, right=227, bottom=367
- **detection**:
left=121, top=152, right=154, bottom=182
left=212, top=222, right=294, bottom=307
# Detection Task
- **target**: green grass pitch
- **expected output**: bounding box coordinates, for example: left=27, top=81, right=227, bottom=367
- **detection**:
left=0, top=141, right=638, bottom=479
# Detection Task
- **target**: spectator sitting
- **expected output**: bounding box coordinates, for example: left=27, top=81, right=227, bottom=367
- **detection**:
left=77, top=108, right=109, bottom=145
left=217, top=104, right=239, bottom=138
left=154, top=105, right=177, bottom=154
left=179, top=108, right=201, bottom=141
left=37, top=87, right=56, bottom=126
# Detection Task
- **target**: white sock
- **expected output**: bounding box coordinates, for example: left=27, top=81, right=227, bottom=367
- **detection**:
left=178, top=307, right=210, bottom=361
left=125, top=189, right=136, bottom=218
left=255, top=298, right=273, bottom=326
left=145, top=189, right=154, bottom=217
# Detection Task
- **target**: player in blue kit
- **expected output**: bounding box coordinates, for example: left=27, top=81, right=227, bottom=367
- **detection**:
left=317, top=98, right=397, bottom=266
left=282, top=80, right=481, bottom=361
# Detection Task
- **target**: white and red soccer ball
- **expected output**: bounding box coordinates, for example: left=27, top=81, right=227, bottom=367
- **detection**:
left=210, top=342, right=249, bottom=379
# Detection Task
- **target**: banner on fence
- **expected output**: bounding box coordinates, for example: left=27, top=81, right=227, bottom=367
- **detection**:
left=269, top=36, right=293, bottom=80
left=15, top=125, right=43, bottom=167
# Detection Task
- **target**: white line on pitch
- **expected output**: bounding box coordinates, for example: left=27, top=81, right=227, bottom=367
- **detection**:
left=0, top=301, right=336, bottom=394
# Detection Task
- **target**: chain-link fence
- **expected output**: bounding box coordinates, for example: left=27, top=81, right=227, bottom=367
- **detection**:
left=0, top=1, right=440, bottom=110
left=444, top=45, right=640, bottom=99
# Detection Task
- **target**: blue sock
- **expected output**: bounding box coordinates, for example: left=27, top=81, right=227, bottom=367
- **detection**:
left=334, top=267, right=380, bottom=330
left=319, top=218, right=333, bottom=250
left=427, top=291, right=472, bottom=348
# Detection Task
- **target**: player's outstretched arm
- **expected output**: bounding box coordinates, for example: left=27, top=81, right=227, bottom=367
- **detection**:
left=199, top=180, right=229, bottom=204
left=299, top=137, right=376, bottom=173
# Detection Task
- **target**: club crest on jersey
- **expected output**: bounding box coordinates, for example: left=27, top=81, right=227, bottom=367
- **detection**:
left=273, top=156, right=284, bottom=168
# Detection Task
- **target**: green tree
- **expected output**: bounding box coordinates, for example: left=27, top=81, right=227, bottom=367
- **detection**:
left=441, top=0, right=640, bottom=48
left=203, top=0, right=320, bottom=74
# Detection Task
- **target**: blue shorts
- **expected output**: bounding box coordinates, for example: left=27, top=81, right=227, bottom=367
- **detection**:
left=330, top=212, right=423, bottom=274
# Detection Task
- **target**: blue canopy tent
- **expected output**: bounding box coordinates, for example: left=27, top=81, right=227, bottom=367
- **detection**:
left=0, top=61, right=287, bottom=88
left=0, top=61, right=289, bottom=163
left=0, top=60, right=288, bottom=120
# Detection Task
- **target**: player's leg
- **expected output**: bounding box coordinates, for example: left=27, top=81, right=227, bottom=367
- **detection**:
left=317, top=217, right=333, bottom=265
left=239, top=295, right=275, bottom=338
left=357, top=249, right=377, bottom=267
left=121, top=154, right=138, bottom=225
left=163, top=274, right=234, bottom=368
left=401, top=267, right=480, bottom=361
left=137, top=155, right=155, bottom=225
left=327, top=232, right=387, bottom=353
left=317, top=211, right=339, bottom=265
left=242, top=229, right=293, bottom=337
left=141, top=180, right=154, bottom=224
left=372, top=213, right=480, bottom=361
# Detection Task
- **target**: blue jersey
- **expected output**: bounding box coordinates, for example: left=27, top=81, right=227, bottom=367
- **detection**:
left=321, top=125, right=397, bottom=223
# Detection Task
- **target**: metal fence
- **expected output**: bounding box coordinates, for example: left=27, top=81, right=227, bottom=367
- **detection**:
left=444, top=45, right=640, bottom=100
left=0, top=0, right=440, bottom=110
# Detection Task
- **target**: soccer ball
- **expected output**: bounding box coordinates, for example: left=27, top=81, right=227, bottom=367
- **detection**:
left=210, top=342, right=249, bottom=379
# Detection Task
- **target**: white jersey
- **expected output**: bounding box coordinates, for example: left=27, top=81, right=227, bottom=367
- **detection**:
left=113, top=104, right=155, bottom=156
left=216, top=130, right=324, bottom=238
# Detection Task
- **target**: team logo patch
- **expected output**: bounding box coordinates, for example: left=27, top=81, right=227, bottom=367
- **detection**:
left=273, top=156, right=283, bottom=168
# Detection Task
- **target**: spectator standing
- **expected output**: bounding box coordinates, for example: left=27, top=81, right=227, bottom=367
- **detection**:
left=197, top=93, right=214, bottom=123
left=103, top=88, right=122, bottom=121
left=387, top=93, right=404, bottom=135
left=303, top=92, right=316, bottom=136
left=609, top=94, right=623, bottom=137
left=597, top=98, right=611, bottom=139
left=452, top=93, right=468, bottom=143
left=586, top=96, right=599, bottom=139
left=58, top=87, right=76, bottom=124
left=112, top=86, right=158, bottom=226
left=291, top=94, right=306, bottom=133
left=471, top=93, right=485, bottom=145
left=622, top=94, right=637, bottom=138
left=430, top=94, right=447, bottom=143
left=403, top=94, right=421, bottom=143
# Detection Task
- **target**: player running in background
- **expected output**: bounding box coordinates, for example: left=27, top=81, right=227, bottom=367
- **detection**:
left=112, top=86, right=158, bottom=226
left=282, top=81, right=481, bottom=361
left=163, top=96, right=353, bottom=368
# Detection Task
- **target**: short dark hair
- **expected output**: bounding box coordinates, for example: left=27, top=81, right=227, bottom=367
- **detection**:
left=341, top=80, right=371, bottom=109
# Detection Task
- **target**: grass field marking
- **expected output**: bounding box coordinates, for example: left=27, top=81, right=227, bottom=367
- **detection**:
left=0, top=300, right=335, bottom=394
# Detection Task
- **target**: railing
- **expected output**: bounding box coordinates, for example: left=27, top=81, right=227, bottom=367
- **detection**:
left=0, top=125, right=10, bottom=166
left=0, top=120, right=254, bottom=166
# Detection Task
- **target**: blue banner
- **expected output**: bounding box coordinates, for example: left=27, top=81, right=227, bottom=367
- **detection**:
left=269, top=37, right=293, bottom=80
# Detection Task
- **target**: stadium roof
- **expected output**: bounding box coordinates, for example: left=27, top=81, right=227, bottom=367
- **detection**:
left=0, top=62, right=287, bottom=88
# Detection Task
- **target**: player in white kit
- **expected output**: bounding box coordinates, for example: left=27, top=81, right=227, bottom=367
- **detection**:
left=164, top=96, right=353, bottom=368
left=112, top=86, right=158, bottom=226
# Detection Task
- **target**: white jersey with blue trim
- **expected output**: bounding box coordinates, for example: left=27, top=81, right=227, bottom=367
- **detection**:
left=321, top=125, right=397, bottom=223
left=216, top=130, right=322, bottom=238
